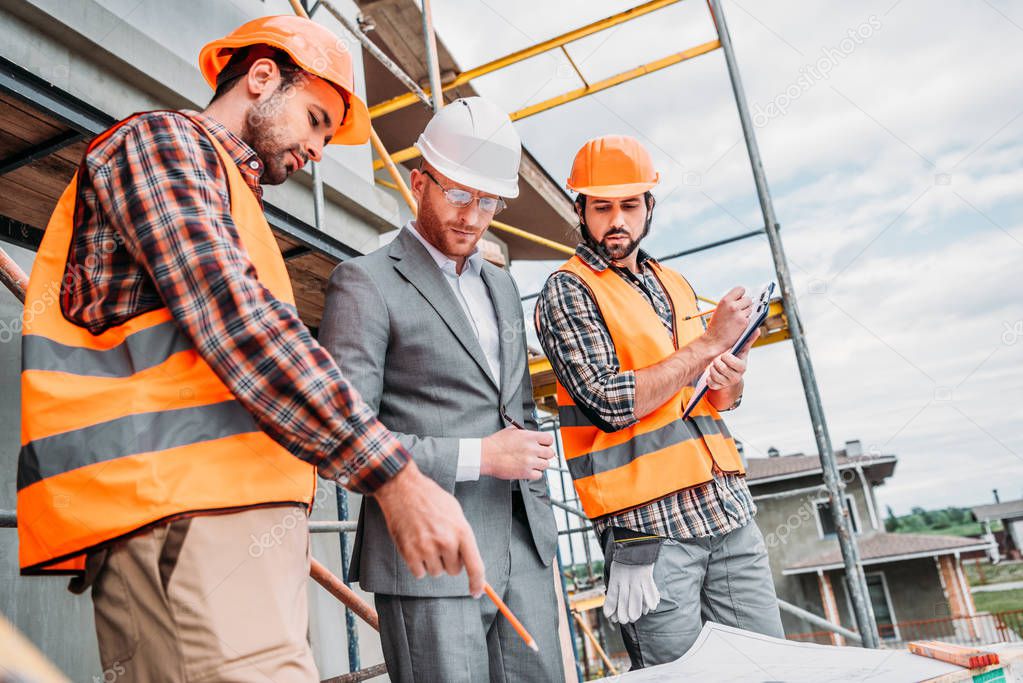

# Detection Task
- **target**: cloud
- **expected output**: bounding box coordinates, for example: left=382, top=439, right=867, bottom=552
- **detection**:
left=433, top=0, right=1023, bottom=513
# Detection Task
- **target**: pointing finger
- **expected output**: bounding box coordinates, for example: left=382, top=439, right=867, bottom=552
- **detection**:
left=461, top=532, right=486, bottom=598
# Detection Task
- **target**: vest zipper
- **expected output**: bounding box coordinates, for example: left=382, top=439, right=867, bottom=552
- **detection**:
left=648, top=266, right=679, bottom=351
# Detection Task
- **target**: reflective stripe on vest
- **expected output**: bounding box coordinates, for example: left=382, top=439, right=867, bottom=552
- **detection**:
left=16, top=112, right=316, bottom=575
left=552, top=254, right=745, bottom=519
left=18, top=400, right=257, bottom=490
left=562, top=412, right=733, bottom=481
left=21, top=320, right=191, bottom=377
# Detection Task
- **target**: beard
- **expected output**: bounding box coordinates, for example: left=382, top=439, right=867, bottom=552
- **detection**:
left=416, top=191, right=483, bottom=256
left=242, top=89, right=305, bottom=185
left=599, top=228, right=641, bottom=261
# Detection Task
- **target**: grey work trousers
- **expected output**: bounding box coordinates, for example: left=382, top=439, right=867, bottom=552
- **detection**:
left=374, top=509, right=565, bottom=683
left=619, top=519, right=784, bottom=669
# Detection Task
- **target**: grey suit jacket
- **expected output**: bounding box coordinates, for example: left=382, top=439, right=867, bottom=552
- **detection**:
left=318, top=227, right=558, bottom=597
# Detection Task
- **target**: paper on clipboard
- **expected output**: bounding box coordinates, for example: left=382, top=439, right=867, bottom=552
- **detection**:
left=682, top=282, right=775, bottom=419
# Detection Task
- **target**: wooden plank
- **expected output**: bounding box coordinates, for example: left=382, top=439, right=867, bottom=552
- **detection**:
left=51, top=140, right=89, bottom=166
left=0, top=91, right=64, bottom=124
left=0, top=170, right=60, bottom=228
left=0, top=92, right=68, bottom=128
left=4, top=156, right=77, bottom=202
left=284, top=251, right=334, bottom=327
left=0, top=94, right=65, bottom=146
left=306, top=252, right=339, bottom=278
left=0, top=131, right=32, bottom=159
left=0, top=193, right=52, bottom=229
left=275, top=232, right=299, bottom=252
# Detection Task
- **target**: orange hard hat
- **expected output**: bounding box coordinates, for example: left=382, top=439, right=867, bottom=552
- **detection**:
left=566, top=135, right=660, bottom=197
left=199, top=15, right=370, bottom=145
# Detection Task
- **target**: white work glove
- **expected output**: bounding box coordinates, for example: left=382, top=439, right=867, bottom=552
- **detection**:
left=603, top=560, right=661, bottom=625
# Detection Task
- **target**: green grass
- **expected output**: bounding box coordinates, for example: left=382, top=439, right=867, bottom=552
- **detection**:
left=886, top=507, right=1002, bottom=538
left=973, top=588, right=1023, bottom=615
left=892, top=520, right=1002, bottom=538
left=912, top=521, right=991, bottom=537
left=964, top=560, right=1023, bottom=586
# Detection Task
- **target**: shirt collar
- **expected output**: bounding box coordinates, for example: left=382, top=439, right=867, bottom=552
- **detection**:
left=575, top=241, right=656, bottom=273
left=406, top=221, right=484, bottom=277
left=183, top=110, right=264, bottom=190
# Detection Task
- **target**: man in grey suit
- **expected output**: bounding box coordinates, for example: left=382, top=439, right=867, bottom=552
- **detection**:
left=319, top=97, right=564, bottom=682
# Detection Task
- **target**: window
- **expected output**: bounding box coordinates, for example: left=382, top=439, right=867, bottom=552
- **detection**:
left=844, top=572, right=899, bottom=641
left=867, top=573, right=899, bottom=640
left=816, top=496, right=860, bottom=538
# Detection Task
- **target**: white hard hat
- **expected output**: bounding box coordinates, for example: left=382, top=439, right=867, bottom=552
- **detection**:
left=415, top=97, right=521, bottom=198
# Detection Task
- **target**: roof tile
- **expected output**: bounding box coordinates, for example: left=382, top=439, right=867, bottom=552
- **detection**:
left=785, top=532, right=990, bottom=572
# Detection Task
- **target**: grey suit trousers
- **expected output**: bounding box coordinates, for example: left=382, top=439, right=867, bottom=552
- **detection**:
left=375, top=498, right=564, bottom=683
left=618, top=520, right=784, bottom=669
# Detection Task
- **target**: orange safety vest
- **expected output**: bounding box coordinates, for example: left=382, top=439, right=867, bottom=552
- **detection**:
left=16, top=112, right=316, bottom=575
left=555, top=254, right=745, bottom=519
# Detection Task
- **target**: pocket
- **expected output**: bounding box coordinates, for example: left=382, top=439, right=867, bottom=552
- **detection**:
left=647, top=594, right=680, bottom=616
left=91, top=550, right=140, bottom=670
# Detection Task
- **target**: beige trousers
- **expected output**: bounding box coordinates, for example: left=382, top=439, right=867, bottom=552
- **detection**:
left=81, top=505, right=318, bottom=683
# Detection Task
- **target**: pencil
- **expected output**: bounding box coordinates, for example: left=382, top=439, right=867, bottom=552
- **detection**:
left=483, top=582, right=539, bottom=652
left=501, top=408, right=525, bottom=431
left=683, top=306, right=716, bottom=321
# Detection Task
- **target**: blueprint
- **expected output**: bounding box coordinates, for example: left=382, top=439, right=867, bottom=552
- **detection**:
left=592, top=622, right=963, bottom=682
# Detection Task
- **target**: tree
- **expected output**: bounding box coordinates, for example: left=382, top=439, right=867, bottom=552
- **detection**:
left=885, top=505, right=900, bottom=532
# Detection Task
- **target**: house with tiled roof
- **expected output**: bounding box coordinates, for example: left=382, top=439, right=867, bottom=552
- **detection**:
left=972, top=498, right=1023, bottom=560
left=747, top=440, right=995, bottom=645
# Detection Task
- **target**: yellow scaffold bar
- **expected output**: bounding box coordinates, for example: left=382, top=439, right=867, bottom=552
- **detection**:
left=368, top=0, right=684, bottom=119
left=373, top=40, right=721, bottom=171
left=489, top=220, right=574, bottom=255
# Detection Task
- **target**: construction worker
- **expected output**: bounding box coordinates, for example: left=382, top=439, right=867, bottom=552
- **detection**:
left=319, top=97, right=564, bottom=683
left=16, top=16, right=483, bottom=681
left=535, top=135, right=784, bottom=668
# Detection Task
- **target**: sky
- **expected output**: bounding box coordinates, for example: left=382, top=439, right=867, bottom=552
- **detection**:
left=426, top=0, right=1023, bottom=514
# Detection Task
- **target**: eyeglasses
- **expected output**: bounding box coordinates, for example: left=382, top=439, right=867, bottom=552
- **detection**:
left=423, top=169, right=506, bottom=215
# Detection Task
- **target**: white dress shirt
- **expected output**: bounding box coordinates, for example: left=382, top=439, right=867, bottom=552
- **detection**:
left=407, top=222, right=501, bottom=481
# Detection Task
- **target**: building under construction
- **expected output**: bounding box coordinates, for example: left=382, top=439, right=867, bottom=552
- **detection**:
left=0, top=0, right=1014, bottom=681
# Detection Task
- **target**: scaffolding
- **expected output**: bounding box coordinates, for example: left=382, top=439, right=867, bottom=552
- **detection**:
left=0, top=0, right=884, bottom=678
left=350, top=0, right=881, bottom=652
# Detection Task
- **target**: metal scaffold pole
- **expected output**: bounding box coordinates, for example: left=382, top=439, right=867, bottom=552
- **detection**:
left=311, top=159, right=364, bottom=670
left=420, top=0, right=444, bottom=112
left=317, top=0, right=432, bottom=108
left=705, top=0, right=880, bottom=648
left=335, top=486, right=360, bottom=672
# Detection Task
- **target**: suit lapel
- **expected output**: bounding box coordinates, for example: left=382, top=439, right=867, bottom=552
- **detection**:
left=481, top=263, right=520, bottom=408
left=389, top=228, right=498, bottom=390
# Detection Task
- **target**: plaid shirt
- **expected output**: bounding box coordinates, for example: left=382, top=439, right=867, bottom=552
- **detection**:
left=535, top=242, right=755, bottom=539
left=62, top=110, right=408, bottom=493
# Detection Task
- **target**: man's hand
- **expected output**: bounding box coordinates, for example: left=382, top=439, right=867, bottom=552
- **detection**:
left=372, top=461, right=486, bottom=597
left=706, top=329, right=760, bottom=391
left=704, top=286, right=752, bottom=352
left=480, top=427, right=555, bottom=481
